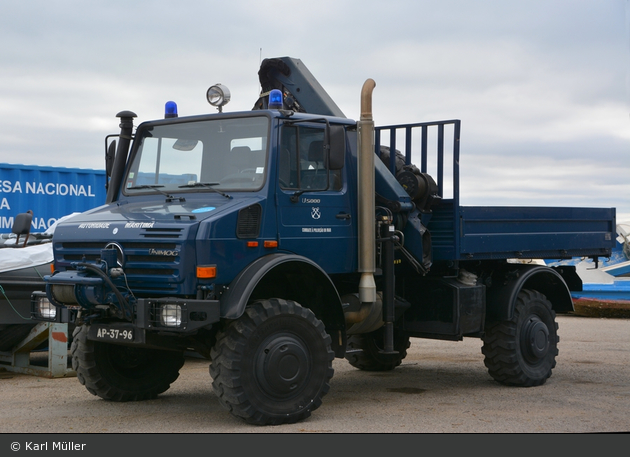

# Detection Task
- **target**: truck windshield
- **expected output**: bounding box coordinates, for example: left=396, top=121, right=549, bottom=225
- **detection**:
left=124, top=116, right=269, bottom=195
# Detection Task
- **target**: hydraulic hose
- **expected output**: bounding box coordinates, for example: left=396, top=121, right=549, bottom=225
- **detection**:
left=78, top=263, right=132, bottom=319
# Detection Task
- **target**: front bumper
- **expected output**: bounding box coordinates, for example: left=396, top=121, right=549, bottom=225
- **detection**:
left=32, top=292, right=221, bottom=331
left=32, top=266, right=221, bottom=329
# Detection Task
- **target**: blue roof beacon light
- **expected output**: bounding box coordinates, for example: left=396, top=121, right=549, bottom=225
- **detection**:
left=268, top=89, right=283, bottom=110
left=165, top=101, right=178, bottom=118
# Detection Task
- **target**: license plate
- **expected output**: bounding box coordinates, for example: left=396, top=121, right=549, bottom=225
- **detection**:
left=91, top=325, right=134, bottom=342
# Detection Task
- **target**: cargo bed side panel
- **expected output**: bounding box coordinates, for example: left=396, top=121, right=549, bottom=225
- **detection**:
left=430, top=205, right=615, bottom=261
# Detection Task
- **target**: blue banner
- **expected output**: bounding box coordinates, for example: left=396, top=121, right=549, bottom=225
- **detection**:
left=0, top=163, right=106, bottom=233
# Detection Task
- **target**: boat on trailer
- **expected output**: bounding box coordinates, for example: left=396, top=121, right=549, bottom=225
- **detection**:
left=547, top=222, right=630, bottom=317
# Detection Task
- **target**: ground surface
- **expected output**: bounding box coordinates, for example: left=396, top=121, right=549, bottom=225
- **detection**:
left=1, top=315, right=629, bottom=433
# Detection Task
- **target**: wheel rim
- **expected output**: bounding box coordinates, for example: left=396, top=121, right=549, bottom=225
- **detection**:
left=520, top=315, right=550, bottom=363
left=255, top=333, right=311, bottom=399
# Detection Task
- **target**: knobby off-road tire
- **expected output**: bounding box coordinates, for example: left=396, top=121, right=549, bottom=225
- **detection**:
left=71, top=324, right=185, bottom=401
left=345, top=327, right=411, bottom=371
left=210, top=299, right=335, bottom=425
left=482, top=289, right=559, bottom=387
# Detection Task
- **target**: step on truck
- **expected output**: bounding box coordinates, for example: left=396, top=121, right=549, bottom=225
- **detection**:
left=31, top=57, right=616, bottom=425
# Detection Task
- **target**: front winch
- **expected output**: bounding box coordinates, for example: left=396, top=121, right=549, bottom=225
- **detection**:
left=43, top=247, right=135, bottom=322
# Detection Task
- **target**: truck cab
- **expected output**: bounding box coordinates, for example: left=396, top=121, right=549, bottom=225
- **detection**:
left=40, top=106, right=363, bottom=342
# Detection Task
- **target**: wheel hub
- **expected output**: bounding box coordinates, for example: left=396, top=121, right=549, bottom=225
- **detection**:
left=255, top=334, right=310, bottom=399
left=521, top=316, right=550, bottom=362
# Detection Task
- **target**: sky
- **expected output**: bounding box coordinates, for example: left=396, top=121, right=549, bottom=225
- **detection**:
left=1, top=0, right=629, bottom=222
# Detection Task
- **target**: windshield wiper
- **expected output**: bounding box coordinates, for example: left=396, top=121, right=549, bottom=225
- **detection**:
left=178, top=182, right=232, bottom=199
left=127, top=184, right=185, bottom=202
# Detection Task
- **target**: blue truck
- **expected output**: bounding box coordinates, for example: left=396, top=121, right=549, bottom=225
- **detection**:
left=31, top=57, right=616, bottom=425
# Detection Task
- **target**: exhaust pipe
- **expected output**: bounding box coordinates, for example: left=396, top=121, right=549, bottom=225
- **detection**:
left=358, top=79, right=377, bottom=304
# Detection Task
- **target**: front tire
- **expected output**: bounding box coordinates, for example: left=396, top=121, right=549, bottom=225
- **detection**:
left=210, top=299, right=335, bottom=425
left=71, top=325, right=185, bottom=401
left=482, top=289, right=559, bottom=386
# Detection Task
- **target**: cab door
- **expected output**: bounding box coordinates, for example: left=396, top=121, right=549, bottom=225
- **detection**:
left=276, top=123, right=356, bottom=273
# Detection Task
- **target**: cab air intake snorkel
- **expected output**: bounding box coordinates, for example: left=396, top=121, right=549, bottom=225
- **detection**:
left=106, top=110, right=137, bottom=204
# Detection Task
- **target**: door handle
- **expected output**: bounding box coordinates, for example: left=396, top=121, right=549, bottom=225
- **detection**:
left=336, top=213, right=351, bottom=220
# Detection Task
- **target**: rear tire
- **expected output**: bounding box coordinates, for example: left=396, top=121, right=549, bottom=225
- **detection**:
left=210, top=299, right=334, bottom=425
left=345, top=327, right=410, bottom=371
left=71, top=325, right=185, bottom=401
left=482, top=289, right=559, bottom=386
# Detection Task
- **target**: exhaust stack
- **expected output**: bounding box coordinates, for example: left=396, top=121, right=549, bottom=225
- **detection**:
left=358, top=79, right=377, bottom=304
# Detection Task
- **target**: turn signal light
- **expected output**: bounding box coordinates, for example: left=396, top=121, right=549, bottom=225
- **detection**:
left=197, top=265, right=217, bottom=279
left=264, top=240, right=278, bottom=248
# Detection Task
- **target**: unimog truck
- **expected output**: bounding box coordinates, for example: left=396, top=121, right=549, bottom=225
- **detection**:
left=31, top=57, right=615, bottom=425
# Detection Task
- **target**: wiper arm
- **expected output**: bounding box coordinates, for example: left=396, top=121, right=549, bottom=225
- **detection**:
left=127, top=184, right=185, bottom=202
left=178, top=182, right=232, bottom=199
left=290, top=189, right=307, bottom=203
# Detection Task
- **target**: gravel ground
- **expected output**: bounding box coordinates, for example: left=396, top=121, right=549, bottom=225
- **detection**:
left=0, top=314, right=629, bottom=434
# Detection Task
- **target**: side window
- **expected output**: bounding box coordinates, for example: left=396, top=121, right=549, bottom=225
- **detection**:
left=279, top=125, right=342, bottom=191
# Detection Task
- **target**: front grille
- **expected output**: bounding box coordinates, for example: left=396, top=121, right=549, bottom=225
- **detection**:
left=131, top=268, right=177, bottom=276
left=57, top=240, right=184, bottom=293
left=61, top=242, right=106, bottom=249
left=127, top=255, right=176, bottom=262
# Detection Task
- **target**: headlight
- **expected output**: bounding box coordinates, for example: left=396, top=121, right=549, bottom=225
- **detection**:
left=31, top=292, right=57, bottom=320
left=160, top=304, right=182, bottom=327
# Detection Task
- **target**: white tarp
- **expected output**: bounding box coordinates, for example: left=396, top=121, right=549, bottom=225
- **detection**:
left=0, top=213, right=80, bottom=274
left=0, top=242, right=53, bottom=274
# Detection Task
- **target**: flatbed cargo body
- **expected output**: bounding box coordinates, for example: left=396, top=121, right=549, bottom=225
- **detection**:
left=427, top=201, right=615, bottom=262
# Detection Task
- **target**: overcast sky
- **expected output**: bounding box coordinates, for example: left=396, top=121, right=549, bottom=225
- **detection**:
left=1, top=0, right=629, bottom=222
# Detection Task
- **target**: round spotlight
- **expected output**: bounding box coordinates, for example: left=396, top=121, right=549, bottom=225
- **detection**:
left=206, top=84, right=231, bottom=112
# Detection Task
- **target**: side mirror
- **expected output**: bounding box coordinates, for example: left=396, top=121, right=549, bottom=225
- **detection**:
left=327, top=125, right=345, bottom=170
